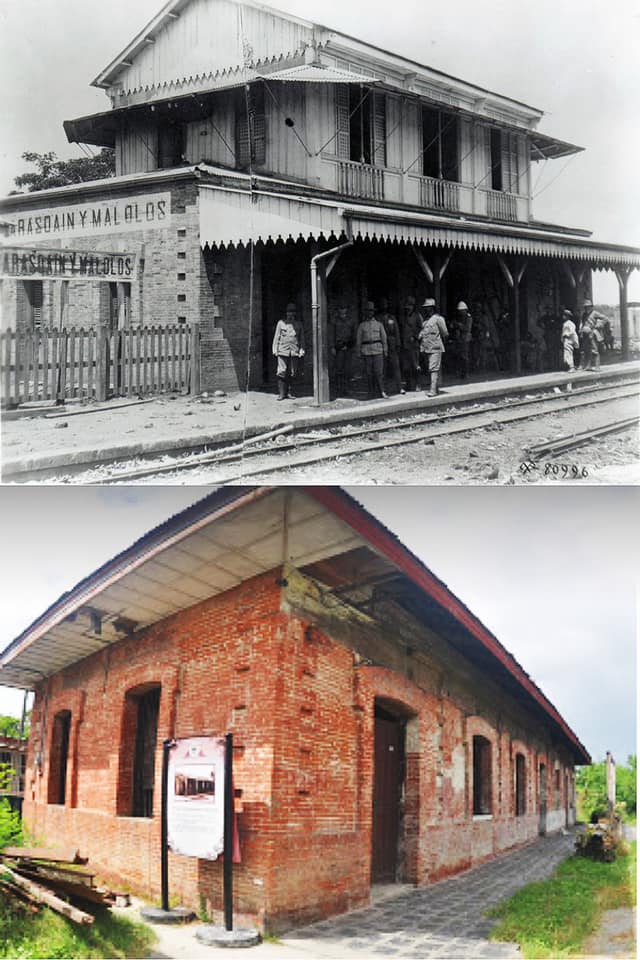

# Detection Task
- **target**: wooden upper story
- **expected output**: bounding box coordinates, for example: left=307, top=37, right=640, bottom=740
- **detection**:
left=64, top=0, right=581, bottom=226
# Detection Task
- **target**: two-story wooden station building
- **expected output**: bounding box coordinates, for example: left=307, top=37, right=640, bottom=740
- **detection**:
left=0, top=487, right=589, bottom=932
left=1, top=0, right=638, bottom=399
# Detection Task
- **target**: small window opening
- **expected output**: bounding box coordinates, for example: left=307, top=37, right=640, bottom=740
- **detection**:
left=490, top=128, right=503, bottom=191
left=132, top=687, right=161, bottom=817
left=422, top=107, right=459, bottom=181
left=554, top=768, right=561, bottom=809
left=515, top=753, right=527, bottom=816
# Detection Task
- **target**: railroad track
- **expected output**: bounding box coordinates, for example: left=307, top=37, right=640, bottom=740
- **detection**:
left=85, top=378, right=639, bottom=484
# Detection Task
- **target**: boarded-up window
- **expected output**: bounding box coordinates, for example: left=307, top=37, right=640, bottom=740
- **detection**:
left=236, top=83, right=266, bottom=168
left=336, top=85, right=386, bottom=166
left=48, top=710, right=71, bottom=805
left=515, top=753, right=527, bottom=816
left=473, top=735, right=492, bottom=815
left=422, top=107, right=459, bottom=181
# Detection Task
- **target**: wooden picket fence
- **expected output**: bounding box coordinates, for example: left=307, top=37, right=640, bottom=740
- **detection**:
left=1, top=324, right=199, bottom=408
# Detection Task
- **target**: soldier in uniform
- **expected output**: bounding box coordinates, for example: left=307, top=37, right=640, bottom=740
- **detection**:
left=329, top=304, right=356, bottom=397
left=453, top=301, right=473, bottom=379
left=399, top=296, right=422, bottom=391
left=356, top=301, right=388, bottom=400
left=377, top=298, right=404, bottom=395
left=418, top=298, right=448, bottom=396
left=579, top=300, right=609, bottom=371
left=272, top=302, right=305, bottom=400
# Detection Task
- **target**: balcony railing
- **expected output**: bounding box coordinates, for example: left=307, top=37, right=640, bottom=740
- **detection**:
left=485, top=189, right=518, bottom=222
left=337, top=160, right=384, bottom=201
left=420, top=176, right=460, bottom=213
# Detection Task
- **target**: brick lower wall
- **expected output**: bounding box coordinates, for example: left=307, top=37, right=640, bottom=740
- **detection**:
left=23, top=567, right=576, bottom=933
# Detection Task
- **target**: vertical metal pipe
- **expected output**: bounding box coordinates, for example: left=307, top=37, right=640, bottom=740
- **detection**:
left=223, top=732, right=234, bottom=932
left=161, top=738, right=171, bottom=912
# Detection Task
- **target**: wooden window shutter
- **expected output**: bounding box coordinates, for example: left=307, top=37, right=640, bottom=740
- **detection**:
left=501, top=131, right=519, bottom=193
left=25, top=280, right=43, bottom=330
left=335, top=84, right=350, bottom=159
left=372, top=92, right=386, bottom=167
left=236, top=85, right=266, bottom=167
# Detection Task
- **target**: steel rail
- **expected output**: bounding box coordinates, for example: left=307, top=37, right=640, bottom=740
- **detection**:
left=525, top=416, right=639, bottom=459
left=92, top=380, right=639, bottom=484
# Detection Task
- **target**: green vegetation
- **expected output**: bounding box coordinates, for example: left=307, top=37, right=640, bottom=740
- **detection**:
left=489, top=843, right=636, bottom=958
left=0, top=714, right=30, bottom=738
left=576, top=755, right=636, bottom=822
left=0, top=764, right=23, bottom=850
left=0, top=901, right=156, bottom=959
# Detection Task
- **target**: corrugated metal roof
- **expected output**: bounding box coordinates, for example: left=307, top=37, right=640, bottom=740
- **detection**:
left=0, top=485, right=590, bottom=763
left=199, top=183, right=640, bottom=267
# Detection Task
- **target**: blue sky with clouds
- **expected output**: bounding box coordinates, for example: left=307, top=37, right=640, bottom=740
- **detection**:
left=0, top=485, right=636, bottom=765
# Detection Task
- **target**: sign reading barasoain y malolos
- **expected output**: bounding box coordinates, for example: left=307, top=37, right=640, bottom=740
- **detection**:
left=1, top=246, right=138, bottom=282
left=167, top=737, right=226, bottom=860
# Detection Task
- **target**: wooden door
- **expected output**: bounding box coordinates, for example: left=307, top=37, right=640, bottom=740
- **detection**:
left=372, top=711, right=404, bottom=883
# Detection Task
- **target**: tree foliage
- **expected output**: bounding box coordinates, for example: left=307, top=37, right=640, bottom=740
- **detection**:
left=0, top=714, right=29, bottom=739
left=12, top=149, right=115, bottom=193
left=576, top=755, right=636, bottom=821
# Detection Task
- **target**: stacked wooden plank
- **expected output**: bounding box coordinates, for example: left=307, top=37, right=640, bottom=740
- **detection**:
left=0, top=847, right=117, bottom=925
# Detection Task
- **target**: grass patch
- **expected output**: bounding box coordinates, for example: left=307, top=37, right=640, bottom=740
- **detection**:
left=488, top=842, right=636, bottom=958
left=0, top=900, right=157, bottom=959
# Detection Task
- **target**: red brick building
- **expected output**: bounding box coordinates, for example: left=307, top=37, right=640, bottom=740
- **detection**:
left=0, top=487, right=589, bottom=932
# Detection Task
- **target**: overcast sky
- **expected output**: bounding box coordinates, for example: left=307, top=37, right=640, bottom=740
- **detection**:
left=0, top=485, right=636, bottom=766
left=1, top=0, right=639, bottom=303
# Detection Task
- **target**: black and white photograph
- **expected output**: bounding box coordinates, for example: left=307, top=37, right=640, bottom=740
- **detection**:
left=0, top=1, right=637, bottom=959
left=0, top=0, right=638, bottom=483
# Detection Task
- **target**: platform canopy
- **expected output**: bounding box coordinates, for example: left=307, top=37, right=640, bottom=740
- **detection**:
left=198, top=180, right=640, bottom=268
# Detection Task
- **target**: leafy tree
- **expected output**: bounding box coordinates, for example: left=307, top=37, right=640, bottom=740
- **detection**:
left=11, top=148, right=115, bottom=193
left=0, top=714, right=29, bottom=739
left=576, top=755, right=637, bottom=821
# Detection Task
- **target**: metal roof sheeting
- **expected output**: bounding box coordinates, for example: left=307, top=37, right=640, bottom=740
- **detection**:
left=199, top=184, right=640, bottom=267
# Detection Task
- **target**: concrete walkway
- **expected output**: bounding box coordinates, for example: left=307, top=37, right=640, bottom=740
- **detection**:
left=3, top=361, right=638, bottom=478
left=138, top=831, right=575, bottom=960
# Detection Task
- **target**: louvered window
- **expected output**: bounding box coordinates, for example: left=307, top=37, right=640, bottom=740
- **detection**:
left=23, top=280, right=43, bottom=329
left=422, top=107, right=459, bottom=181
left=490, top=128, right=520, bottom=193
left=336, top=85, right=386, bottom=166
left=236, top=83, right=266, bottom=168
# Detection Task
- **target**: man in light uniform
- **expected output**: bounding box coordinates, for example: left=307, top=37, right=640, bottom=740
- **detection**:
left=356, top=301, right=388, bottom=400
left=561, top=309, right=579, bottom=372
left=418, top=298, right=448, bottom=397
left=272, top=302, right=305, bottom=400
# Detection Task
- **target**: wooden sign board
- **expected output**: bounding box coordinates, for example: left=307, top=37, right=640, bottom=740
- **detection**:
left=1, top=247, right=138, bottom=282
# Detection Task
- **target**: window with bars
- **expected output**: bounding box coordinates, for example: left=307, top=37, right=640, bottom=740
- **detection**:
left=48, top=710, right=71, bottom=805
left=422, top=106, right=459, bottom=181
left=336, top=84, right=386, bottom=166
left=515, top=753, right=527, bottom=816
left=473, top=735, right=492, bottom=815
left=490, top=128, right=520, bottom=193
left=236, top=83, right=266, bottom=168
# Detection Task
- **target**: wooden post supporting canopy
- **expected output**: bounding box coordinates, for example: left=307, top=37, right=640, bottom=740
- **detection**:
left=496, top=254, right=528, bottom=374
left=615, top=265, right=634, bottom=361
left=412, top=246, right=452, bottom=306
left=310, top=240, right=353, bottom=405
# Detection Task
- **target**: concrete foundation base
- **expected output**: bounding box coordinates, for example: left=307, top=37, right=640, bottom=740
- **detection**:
left=140, top=906, right=196, bottom=924
left=195, top=926, right=261, bottom=948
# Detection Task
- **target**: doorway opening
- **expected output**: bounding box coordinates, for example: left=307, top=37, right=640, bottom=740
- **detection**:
left=371, top=701, right=407, bottom=884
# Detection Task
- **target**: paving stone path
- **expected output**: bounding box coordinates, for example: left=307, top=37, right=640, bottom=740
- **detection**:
left=281, top=832, right=576, bottom=959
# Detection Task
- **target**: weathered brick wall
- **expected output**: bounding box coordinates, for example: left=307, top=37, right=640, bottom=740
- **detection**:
left=23, top=564, right=577, bottom=933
